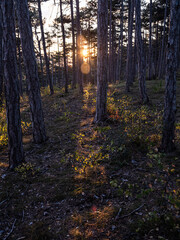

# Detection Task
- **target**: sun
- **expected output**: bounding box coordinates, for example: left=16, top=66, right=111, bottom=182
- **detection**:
left=82, top=45, right=88, bottom=58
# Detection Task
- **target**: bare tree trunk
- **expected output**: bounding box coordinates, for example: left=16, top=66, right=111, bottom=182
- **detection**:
left=2, top=0, right=24, bottom=169
left=37, top=0, right=54, bottom=95
left=161, top=0, right=180, bottom=152
left=119, top=0, right=124, bottom=81
left=35, top=25, right=45, bottom=87
left=135, top=0, right=149, bottom=104
left=126, top=0, right=134, bottom=91
left=158, top=0, right=168, bottom=79
left=0, top=6, right=3, bottom=106
left=148, top=0, right=152, bottom=80
left=70, top=0, right=76, bottom=89
left=94, top=0, right=108, bottom=123
left=108, top=0, right=112, bottom=83
left=76, top=0, right=83, bottom=94
left=15, top=0, right=47, bottom=143
left=17, top=30, right=23, bottom=96
left=60, top=0, right=68, bottom=93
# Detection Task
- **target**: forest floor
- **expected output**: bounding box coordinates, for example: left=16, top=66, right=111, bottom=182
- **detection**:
left=0, top=79, right=180, bottom=240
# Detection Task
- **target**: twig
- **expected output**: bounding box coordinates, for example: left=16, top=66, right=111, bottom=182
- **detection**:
left=3, top=219, right=16, bottom=240
left=115, top=207, right=122, bottom=220
left=0, top=199, right=7, bottom=206
left=119, top=203, right=145, bottom=219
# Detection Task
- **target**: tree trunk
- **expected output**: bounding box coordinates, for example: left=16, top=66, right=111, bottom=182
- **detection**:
left=158, top=0, right=168, bottom=80
left=70, top=0, right=76, bottom=89
left=2, top=0, right=24, bottom=169
left=94, top=0, right=108, bottom=123
left=17, top=30, right=23, bottom=96
left=76, top=0, right=83, bottom=94
left=0, top=6, right=3, bottom=106
left=119, top=0, right=124, bottom=81
left=108, top=0, right=113, bottom=83
left=148, top=0, right=152, bottom=80
left=161, top=0, right=180, bottom=152
left=135, top=0, right=149, bottom=104
left=35, top=25, right=45, bottom=87
left=15, top=0, right=47, bottom=143
left=37, top=0, right=54, bottom=95
left=60, top=0, right=68, bottom=93
left=126, top=0, right=134, bottom=91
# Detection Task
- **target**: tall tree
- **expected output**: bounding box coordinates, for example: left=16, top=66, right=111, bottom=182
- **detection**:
left=2, top=0, right=24, bottom=169
left=94, top=0, right=108, bottom=123
left=161, top=0, right=180, bottom=152
left=70, top=0, right=76, bottom=89
left=108, top=0, right=113, bottom=83
left=116, top=0, right=124, bottom=82
left=37, top=0, right=54, bottom=95
left=158, top=0, right=168, bottom=80
left=135, top=0, right=149, bottom=103
left=76, top=0, right=83, bottom=94
left=148, top=0, right=152, bottom=80
left=0, top=6, right=3, bottom=106
left=60, top=0, right=68, bottom=93
left=126, top=0, right=134, bottom=92
left=15, top=0, right=47, bottom=143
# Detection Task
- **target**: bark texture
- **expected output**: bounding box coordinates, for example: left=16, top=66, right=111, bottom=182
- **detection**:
left=148, top=0, right=152, bottom=80
left=60, top=0, right=68, bottom=93
left=94, top=0, right=108, bottom=123
left=76, top=0, right=83, bottom=94
left=0, top=6, right=3, bottom=105
left=161, top=0, right=180, bottom=152
left=126, top=0, right=134, bottom=91
left=135, top=0, right=149, bottom=104
left=70, top=0, right=76, bottom=89
left=15, top=0, right=47, bottom=143
left=2, top=0, right=24, bottom=169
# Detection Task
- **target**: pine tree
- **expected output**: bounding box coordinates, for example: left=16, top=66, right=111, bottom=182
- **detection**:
left=2, top=0, right=24, bottom=169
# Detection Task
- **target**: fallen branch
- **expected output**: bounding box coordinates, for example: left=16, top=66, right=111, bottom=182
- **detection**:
left=119, top=203, right=145, bottom=219
left=3, top=219, right=16, bottom=240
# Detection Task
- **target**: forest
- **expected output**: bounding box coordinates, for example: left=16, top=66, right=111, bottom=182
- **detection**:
left=0, top=0, right=180, bottom=239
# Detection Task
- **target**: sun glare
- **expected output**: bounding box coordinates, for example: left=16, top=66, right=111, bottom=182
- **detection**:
left=82, top=46, right=88, bottom=58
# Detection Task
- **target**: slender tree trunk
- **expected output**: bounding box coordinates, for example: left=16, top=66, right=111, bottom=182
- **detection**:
left=158, top=0, right=168, bottom=79
left=76, top=0, right=83, bottom=94
left=60, top=0, right=68, bottom=93
left=119, top=0, right=124, bottom=81
left=0, top=6, right=3, bottom=106
left=135, top=0, right=149, bottom=103
left=2, top=0, right=24, bottom=169
left=70, top=0, right=76, bottom=89
left=15, top=0, right=47, bottom=143
left=94, top=0, right=108, bottom=123
left=148, top=0, right=152, bottom=80
left=17, top=31, right=23, bottom=96
left=37, top=0, right=54, bottom=95
left=126, top=0, right=134, bottom=91
left=108, top=0, right=112, bottom=83
left=161, top=0, right=180, bottom=152
left=35, top=26, right=44, bottom=87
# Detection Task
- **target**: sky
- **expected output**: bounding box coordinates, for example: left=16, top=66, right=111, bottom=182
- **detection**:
left=41, top=0, right=88, bottom=32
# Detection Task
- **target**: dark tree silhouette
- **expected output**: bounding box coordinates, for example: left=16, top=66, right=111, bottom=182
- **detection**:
left=76, top=0, right=83, bottom=94
left=15, top=0, right=47, bottom=143
left=135, top=0, right=149, bottom=104
left=94, top=0, right=108, bottom=123
left=60, top=0, right=68, bottom=93
left=70, top=0, right=76, bottom=89
left=2, top=0, right=24, bottom=169
left=37, top=0, right=54, bottom=95
left=161, top=0, right=180, bottom=152
left=0, top=6, right=3, bottom=106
